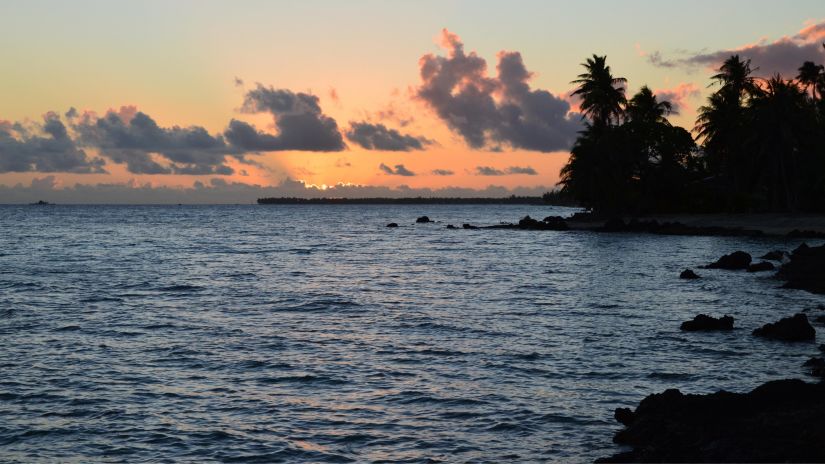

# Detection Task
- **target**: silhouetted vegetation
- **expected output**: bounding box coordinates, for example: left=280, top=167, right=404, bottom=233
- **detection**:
left=561, top=48, right=825, bottom=213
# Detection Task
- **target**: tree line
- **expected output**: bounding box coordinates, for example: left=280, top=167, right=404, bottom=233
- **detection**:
left=559, top=47, right=825, bottom=213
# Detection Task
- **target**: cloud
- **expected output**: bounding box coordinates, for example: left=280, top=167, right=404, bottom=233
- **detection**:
left=346, top=122, right=432, bottom=151
left=431, top=169, right=454, bottom=176
left=416, top=29, right=581, bottom=152
left=475, top=165, right=538, bottom=176
left=653, top=83, right=701, bottom=114
left=74, top=106, right=234, bottom=175
left=0, top=112, right=106, bottom=174
left=225, top=84, right=345, bottom=152
left=378, top=163, right=415, bottom=176
left=0, top=177, right=558, bottom=204
left=505, top=165, right=538, bottom=175
left=648, top=20, right=825, bottom=77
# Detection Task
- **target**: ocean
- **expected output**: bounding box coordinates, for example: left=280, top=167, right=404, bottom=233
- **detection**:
left=0, top=204, right=822, bottom=462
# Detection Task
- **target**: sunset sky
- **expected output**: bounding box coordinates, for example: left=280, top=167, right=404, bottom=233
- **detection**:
left=2, top=0, right=824, bottom=202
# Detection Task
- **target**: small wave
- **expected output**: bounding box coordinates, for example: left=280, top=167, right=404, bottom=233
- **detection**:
left=79, top=296, right=124, bottom=303
left=157, top=284, right=202, bottom=292
left=257, top=375, right=347, bottom=386
left=647, top=372, right=694, bottom=380
left=52, top=325, right=81, bottom=332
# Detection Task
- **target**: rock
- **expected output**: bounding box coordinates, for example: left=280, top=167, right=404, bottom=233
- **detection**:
left=787, top=229, right=825, bottom=238
left=778, top=242, right=825, bottom=294
left=680, top=314, right=734, bottom=331
left=704, top=251, right=752, bottom=270
left=679, top=269, right=701, bottom=279
left=386, top=222, right=399, bottom=228
left=542, top=215, right=569, bottom=230
left=614, top=408, right=635, bottom=426
left=513, top=215, right=569, bottom=231
left=752, top=313, right=815, bottom=341
left=804, top=357, right=825, bottom=378
left=602, top=218, right=626, bottom=232
left=820, top=343, right=825, bottom=353
left=446, top=224, right=457, bottom=229
left=747, top=261, right=775, bottom=273
left=760, top=250, right=787, bottom=261
left=462, top=223, right=479, bottom=230
left=415, top=216, right=433, bottom=223
left=597, top=379, right=825, bottom=463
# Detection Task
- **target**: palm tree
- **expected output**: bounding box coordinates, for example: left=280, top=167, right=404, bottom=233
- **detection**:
left=797, top=61, right=824, bottom=101
left=571, top=55, right=627, bottom=127
left=710, top=55, right=761, bottom=104
left=626, top=86, right=673, bottom=125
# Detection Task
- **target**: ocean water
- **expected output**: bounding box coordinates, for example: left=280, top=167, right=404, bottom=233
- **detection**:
left=0, top=204, right=823, bottom=463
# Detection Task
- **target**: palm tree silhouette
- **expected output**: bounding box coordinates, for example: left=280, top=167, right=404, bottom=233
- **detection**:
left=626, top=86, right=674, bottom=125
left=797, top=61, right=824, bottom=101
left=571, top=55, right=627, bottom=127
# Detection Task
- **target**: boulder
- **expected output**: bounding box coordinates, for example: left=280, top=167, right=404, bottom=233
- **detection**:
left=515, top=215, right=569, bottom=231
left=446, top=224, right=457, bottom=229
left=778, top=242, right=825, bottom=294
left=679, top=269, right=701, bottom=279
left=803, top=357, right=825, bottom=378
left=597, top=379, right=825, bottom=463
left=747, top=261, right=775, bottom=273
left=704, top=251, right=752, bottom=270
left=752, top=313, right=815, bottom=341
left=760, top=250, right=787, bottom=261
left=386, top=222, right=399, bottom=228
left=602, top=218, right=626, bottom=232
left=462, top=223, right=479, bottom=230
left=415, top=216, right=433, bottom=223
left=680, top=314, right=734, bottom=331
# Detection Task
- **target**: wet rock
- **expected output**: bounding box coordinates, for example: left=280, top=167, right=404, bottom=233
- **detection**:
left=462, top=223, right=479, bottom=230
left=515, top=215, right=569, bottom=231
left=747, top=261, right=775, bottom=273
left=803, top=357, right=825, bottom=378
left=778, top=242, right=825, bottom=294
left=601, top=218, right=627, bottom=232
left=787, top=229, right=825, bottom=238
left=820, top=343, right=825, bottom=353
left=597, top=379, right=825, bottom=463
left=704, top=251, right=752, bottom=270
left=680, top=314, right=734, bottom=331
left=760, top=250, right=787, bottom=261
left=386, top=222, right=399, bottom=228
left=446, top=224, right=457, bottom=229
left=614, top=408, right=635, bottom=426
left=542, top=215, right=569, bottom=230
left=416, top=216, right=433, bottom=223
left=752, top=313, right=815, bottom=341
left=679, top=269, right=701, bottom=279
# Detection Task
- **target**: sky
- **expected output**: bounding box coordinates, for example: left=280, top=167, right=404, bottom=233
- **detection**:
left=1, top=0, right=824, bottom=202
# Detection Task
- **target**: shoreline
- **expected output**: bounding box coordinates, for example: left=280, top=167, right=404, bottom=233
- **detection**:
left=566, top=213, right=825, bottom=237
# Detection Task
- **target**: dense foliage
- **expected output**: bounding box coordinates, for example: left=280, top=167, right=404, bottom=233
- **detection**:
left=560, top=50, right=825, bottom=213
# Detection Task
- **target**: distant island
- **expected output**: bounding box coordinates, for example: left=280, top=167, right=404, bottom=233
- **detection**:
left=258, top=191, right=577, bottom=206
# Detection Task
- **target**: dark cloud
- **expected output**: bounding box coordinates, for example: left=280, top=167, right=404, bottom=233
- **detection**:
left=0, top=113, right=106, bottom=174
left=506, top=166, right=538, bottom=175
left=431, top=169, right=454, bottom=176
left=346, top=122, right=432, bottom=151
left=416, top=29, right=580, bottom=152
left=378, top=163, right=415, bottom=176
left=225, top=84, right=345, bottom=152
left=475, top=166, right=505, bottom=176
left=74, top=107, right=235, bottom=175
left=653, top=83, right=701, bottom=114
left=475, top=165, right=537, bottom=176
left=648, top=21, right=825, bottom=77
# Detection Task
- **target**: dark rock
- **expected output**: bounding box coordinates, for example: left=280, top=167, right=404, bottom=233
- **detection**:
left=513, top=215, right=569, bottom=231
left=597, top=379, right=825, bottom=463
left=704, top=251, right=752, bottom=270
left=462, top=223, right=479, bottom=230
left=386, top=222, right=398, bottom=228
left=778, top=242, right=825, bottom=294
left=787, top=229, right=825, bottom=238
left=415, top=216, right=433, bottom=223
left=820, top=343, right=825, bottom=353
left=542, top=215, right=569, bottom=230
left=679, top=269, right=701, bottom=279
left=804, top=357, right=825, bottom=378
left=760, top=250, right=787, bottom=261
left=747, top=261, right=775, bottom=273
left=446, top=224, right=457, bottom=229
left=614, top=408, right=635, bottom=426
left=602, top=218, right=626, bottom=232
left=680, top=314, right=734, bottom=331
left=752, top=313, right=815, bottom=341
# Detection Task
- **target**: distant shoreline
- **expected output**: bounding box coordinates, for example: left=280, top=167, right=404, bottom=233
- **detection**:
left=257, top=196, right=577, bottom=206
